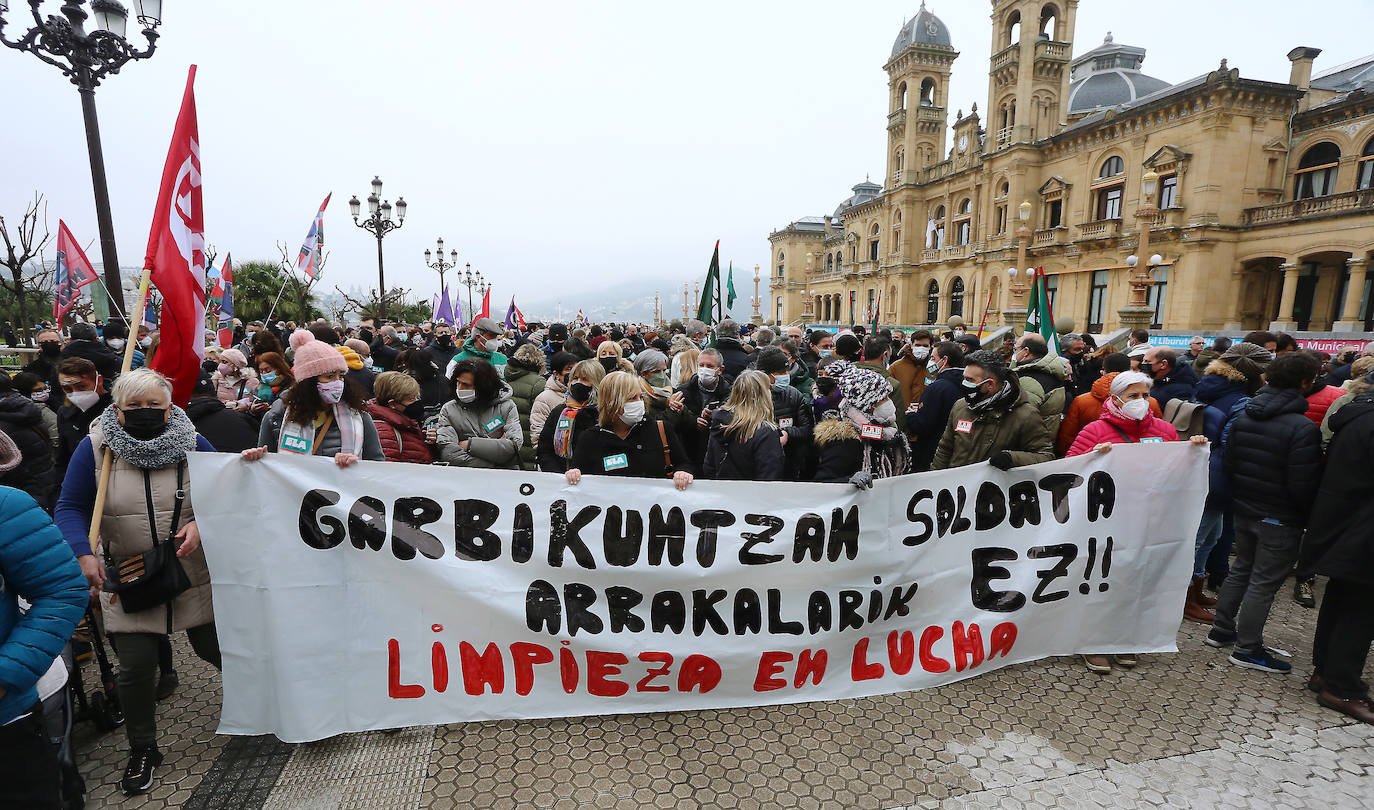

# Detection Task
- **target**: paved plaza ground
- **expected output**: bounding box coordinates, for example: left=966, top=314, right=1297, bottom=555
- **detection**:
left=71, top=581, right=1373, bottom=809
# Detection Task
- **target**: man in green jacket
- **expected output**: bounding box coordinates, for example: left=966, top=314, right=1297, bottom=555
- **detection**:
left=854, top=335, right=905, bottom=414
left=931, top=350, right=1056, bottom=471
left=1011, top=333, right=1069, bottom=437
left=446, top=317, right=508, bottom=379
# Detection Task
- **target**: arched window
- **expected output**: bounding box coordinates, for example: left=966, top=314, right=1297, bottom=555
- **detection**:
left=826, top=253, right=833, bottom=273
left=834, top=251, right=842, bottom=271
left=868, top=223, right=881, bottom=261
left=1005, top=10, right=1021, bottom=48
left=954, top=199, right=973, bottom=245
left=894, top=147, right=904, bottom=175
left=994, top=181, right=1010, bottom=234
left=1359, top=138, right=1374, bottom=190
left=931, top=205, right=946, bottom=249
left=926, top=279, right=940, bottom=324
left=950, top=276, right=965, bottom=318
left=892, top=210, right=903, bottom=254
left=958, top=198, right=972, bottom=215
left=1100, top=156, right=1125, bottom=178
left=1295, top=142, right=1341, bottom=199
left=776, top=252, right=784, bottom=277
left=823, top=296, right=831, bottom=322
left=920, top=78, right=936, bottom=107
left=896, top=82, right=908, bottom=111
left=1040, top=4, right=1058, bottom=39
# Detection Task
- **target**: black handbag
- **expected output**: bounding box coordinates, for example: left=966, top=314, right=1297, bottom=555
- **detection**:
left=103, top=462, right=192, bottom=615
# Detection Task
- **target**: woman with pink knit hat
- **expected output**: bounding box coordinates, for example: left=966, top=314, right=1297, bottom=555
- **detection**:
left=240, top=330, right=384, bottom=467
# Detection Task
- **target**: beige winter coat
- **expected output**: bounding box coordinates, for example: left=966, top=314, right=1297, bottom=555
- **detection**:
left=91, top=422, right=214, bottom=634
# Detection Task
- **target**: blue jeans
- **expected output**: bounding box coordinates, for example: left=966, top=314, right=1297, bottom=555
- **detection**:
left=1194, top=508, right=1224, bottom=578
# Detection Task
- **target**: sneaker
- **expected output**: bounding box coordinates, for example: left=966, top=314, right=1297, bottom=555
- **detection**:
left=156, top=670, right=179, bottom=701
left=120, top=746, right=163, bottom=796
left=1205, top=628, right=1236, bottom=648
left=1113, top=654, right=1139, bottom=668
left=1229, top=650, right=1292, bottom=674
left=1082, top=654, right=1112, bottom=673
left=1293, top=579, right=1316, bottom=609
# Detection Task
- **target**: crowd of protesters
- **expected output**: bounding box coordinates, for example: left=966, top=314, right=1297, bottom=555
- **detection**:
left=0, top=310, right=1371, bottom=806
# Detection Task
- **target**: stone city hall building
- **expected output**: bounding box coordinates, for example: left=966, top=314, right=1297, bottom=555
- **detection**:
left=767, top=0, right=1374, bottom=336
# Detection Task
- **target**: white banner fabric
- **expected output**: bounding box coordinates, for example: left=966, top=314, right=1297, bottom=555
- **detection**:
left=190, top=444, right=1207, bottom=742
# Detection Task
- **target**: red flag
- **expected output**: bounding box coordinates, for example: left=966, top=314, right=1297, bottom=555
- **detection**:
left=53, top=220, right=99, bottom=324
left=477, top=287, right=491, bottom=320
left=146, top=66, right=207, bottom=408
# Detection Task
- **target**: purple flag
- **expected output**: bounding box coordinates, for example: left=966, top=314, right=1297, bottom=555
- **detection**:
left=436, top=286, right=455, bottom=326
left=454, top=290, right=465, bottom=329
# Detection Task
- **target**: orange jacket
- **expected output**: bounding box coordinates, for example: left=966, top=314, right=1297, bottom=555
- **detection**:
left=1057, top=371, right=1163, bottom=455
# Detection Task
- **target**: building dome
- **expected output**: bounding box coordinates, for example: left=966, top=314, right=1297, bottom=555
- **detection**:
left=833, top=180, right=883, bottom=220
left=891, top=2, right=953, bottom=57
left=1067, top=33, right=1172, bottom=114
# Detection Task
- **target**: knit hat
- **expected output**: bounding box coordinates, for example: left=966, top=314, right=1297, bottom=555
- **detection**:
left=1221, top=341, right=1272, bottom=370
left=1109, top=370, right=1152, bottom=397
left=290, top=329, right=347, bottom=379
left=0, top=429, right=18, bottom=474
left=835, top=333, right=864, bottom=360
left=838, top=368, right=892, bottom=413
left=335, top=344, right=364, bottom=371
left=221, top=348, right=248, bottom=369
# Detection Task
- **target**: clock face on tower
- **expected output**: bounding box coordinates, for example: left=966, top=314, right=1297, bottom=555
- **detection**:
left=958, top=134, right=968, bottom=151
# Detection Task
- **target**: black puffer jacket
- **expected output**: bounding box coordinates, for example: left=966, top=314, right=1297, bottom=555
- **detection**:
left=0, top=393, right=57, bottom=510
left=1298, top=393, right=1374, bottom=585
left=1223, top=386, right=1323, bottom=526
left=715, top=338, right=752, bottom=384
left=184, top=396, right=260, bottom=454
left=770, top=383, right=814, bottom=480
left=702, top=410, right=784, bottom=481
left=666, top=376, right=732, bottom=474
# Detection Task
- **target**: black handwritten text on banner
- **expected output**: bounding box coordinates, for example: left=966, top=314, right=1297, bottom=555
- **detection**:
left=190, top=444, right=1207, bottom=742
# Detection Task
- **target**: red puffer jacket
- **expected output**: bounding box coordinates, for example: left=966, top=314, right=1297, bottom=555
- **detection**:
left=1066, top=405, right=1179, bottom=456
left=366, top=402, right=434, bottom=464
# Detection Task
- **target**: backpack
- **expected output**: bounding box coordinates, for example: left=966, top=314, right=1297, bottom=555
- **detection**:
left=1163, top=398, right=1207, bottom=439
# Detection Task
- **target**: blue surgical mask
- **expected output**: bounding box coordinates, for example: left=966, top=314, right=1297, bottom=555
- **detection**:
left=772, top=374, right=790, bottom=390
left=261, top=371, right=278, bottom=384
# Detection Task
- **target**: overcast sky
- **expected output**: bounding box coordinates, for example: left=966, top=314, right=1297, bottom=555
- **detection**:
left=3, top=0, right=1368, bottom=313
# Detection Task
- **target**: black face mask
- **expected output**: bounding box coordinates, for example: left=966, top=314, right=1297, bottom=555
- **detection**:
left=358, top=329, right=374, bottom=344
left=41, top=342, right=62, bottom=357
left=569, top=382, right=594, bottom=402
left=122, top=407, right=168, bottom=441
left=815, top=377, right=838, bottom=396
left=436, top=335, right=453, bottom=347
left=202, top=359, right=219, bottom=373
left=600, top=357, right=618, bottom=373
left=402, top=401, right=425, bottom=422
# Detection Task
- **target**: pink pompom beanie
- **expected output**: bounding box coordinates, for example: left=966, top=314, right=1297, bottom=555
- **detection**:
left=289, top=329, right=347, bottom=380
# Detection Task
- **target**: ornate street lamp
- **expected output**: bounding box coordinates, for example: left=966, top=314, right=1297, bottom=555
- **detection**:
left=1127, top=169, right=1162, bottom=308
left=349, top=175, right=405, bottom=321
left=1, top=0, right=165, bottom=319
left=460, top=262, right=484, bottom=319
left=1005, top=200, right=1034, bottom=322
left=424, top=236, right=457, bottom=306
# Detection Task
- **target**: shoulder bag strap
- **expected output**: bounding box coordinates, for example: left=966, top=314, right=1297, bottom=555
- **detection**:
left=655, top=420, right=673, bottom=473
left=312, top=411, right=336, bottom=456
left=1107, top=423, right=1135, bottom=444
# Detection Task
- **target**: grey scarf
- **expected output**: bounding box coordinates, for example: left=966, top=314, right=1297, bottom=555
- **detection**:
left=99, top=404, right=198, bottom=469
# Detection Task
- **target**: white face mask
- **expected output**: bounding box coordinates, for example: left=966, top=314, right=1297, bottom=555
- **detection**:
left=872, top=400, right=897, bottom=424
left=911, top=346, right=931, bottom=362
left=106, top=338, right=125, bottom=350
left=456, top=388, right=477, bottom=404
left=1119, top=397, right=1151, bottom=421
left=697, top=367, right=717, bottom=385
left=68, top=389, right=101, bottom=411
left=620, top=400, right=646, bottom=426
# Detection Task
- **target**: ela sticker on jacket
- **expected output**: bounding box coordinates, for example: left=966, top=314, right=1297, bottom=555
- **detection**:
left=556, top=416, right=572, bottom=431
left=483, top=416, right=504, bottom=433
left=603, top=453, right=629, bottom=471
left=955, top=419, right=974, bottom=434
left=1139, top=436, right=1165, bottom=444
left=779, top=417, right=794, bottom=429
left=280, top=424, right=313, bottom=454
left=860, top=424, right=883, bottom=440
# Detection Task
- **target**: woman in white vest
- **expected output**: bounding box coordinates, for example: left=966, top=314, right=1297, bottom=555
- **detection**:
left=242, top=329, right=384, bottom=466
left=52, top=367, right=219, bottom=796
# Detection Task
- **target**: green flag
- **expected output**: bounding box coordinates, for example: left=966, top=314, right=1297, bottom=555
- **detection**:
left=871, top=290, right=881, bottom=336
left=726, top=261, right=737, bottom=309
left=1024, top=267, right=1061, bottom=354
left=695, top=241, right=720, bottom=326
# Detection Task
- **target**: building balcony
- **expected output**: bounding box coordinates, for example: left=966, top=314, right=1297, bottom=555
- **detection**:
left=942, top=243, right=970, bottom=259
left=1077, top=219, right=1122, bottom=240
left=990, top=43, right=1019, bottom=73
left=769, top=277, right=786, bottom=289
left=915, top=105, right=946, bottom=124
left=1241, top=189, right=1374, bottom=226
left=1147, top=207, right=1187, bottom=228
left=1034, top=39, right=1072, bottom=63
left=921, top=159, right=953, bottom=184
left=887, top=108, right=906, bottom=130
left=1033, top=227, right=1068, bottom=246
left=921, top=248, right=941, bottom=262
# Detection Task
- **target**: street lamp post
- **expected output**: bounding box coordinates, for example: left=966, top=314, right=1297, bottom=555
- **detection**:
left=424, top=236, right=457, bottom=308
left=751, top=264, right=762, bottom=324
left=1003, top=200, right=1033, bottom=331
left=348, top=175, right=406, bottom=321
left=1, top=0, right=164, bottom=319
left=461, top=263, right=484, bottom=320
left=682, top=283, right=689, bottom=320
left=1118, top=169, right=1162, bottom=331
left=801, top=253, right=815, bottom=324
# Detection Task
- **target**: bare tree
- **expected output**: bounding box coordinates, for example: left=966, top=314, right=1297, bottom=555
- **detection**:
left=332, top=284, right=423, bottom=324
left=0, top=192, right=54, bottom=344
left=273, top=241, right=328, bottom=322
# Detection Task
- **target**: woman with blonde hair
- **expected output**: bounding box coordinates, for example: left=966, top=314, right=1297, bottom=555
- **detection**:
left=366, top=371, right=434, bottom=464
left=671, top=347, right=700, bottom=387
left=536, top=358, right=606, bottom=472
left=703, top=370, right=784, bottom=481
left=596, top=340, right=633, bottom=375
left=564, top=371, right=691, bottom=489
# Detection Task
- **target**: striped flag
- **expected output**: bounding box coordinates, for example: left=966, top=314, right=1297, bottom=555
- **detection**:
left=53, top=220, right=99, bottom=325
left=296, top=193, right=331, bottom=280
left=216, top=252, right=236, bottom=347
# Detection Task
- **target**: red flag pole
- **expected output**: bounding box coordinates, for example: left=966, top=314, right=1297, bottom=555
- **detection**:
left=976, top=289, right=994, bottom=338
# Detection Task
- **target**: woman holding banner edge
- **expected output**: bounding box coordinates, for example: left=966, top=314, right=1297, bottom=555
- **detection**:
left=1066, top=369, right=1208, bottom=673
left=566, top=371, right=693, bottom=489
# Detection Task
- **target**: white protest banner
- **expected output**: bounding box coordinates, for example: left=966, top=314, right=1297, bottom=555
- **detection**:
left=190, top=443, right=1207, bottom=742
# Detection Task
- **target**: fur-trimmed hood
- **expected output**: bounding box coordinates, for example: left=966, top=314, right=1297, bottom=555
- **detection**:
left=1202, top=358, right=1249, bottom=383
left=813, top=417, right=859, bottom=447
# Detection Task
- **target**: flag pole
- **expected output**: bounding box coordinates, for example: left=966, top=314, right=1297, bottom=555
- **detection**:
left=87, top=267, right=153, bottom=554
left=976, top=289, right=993, bottom=338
